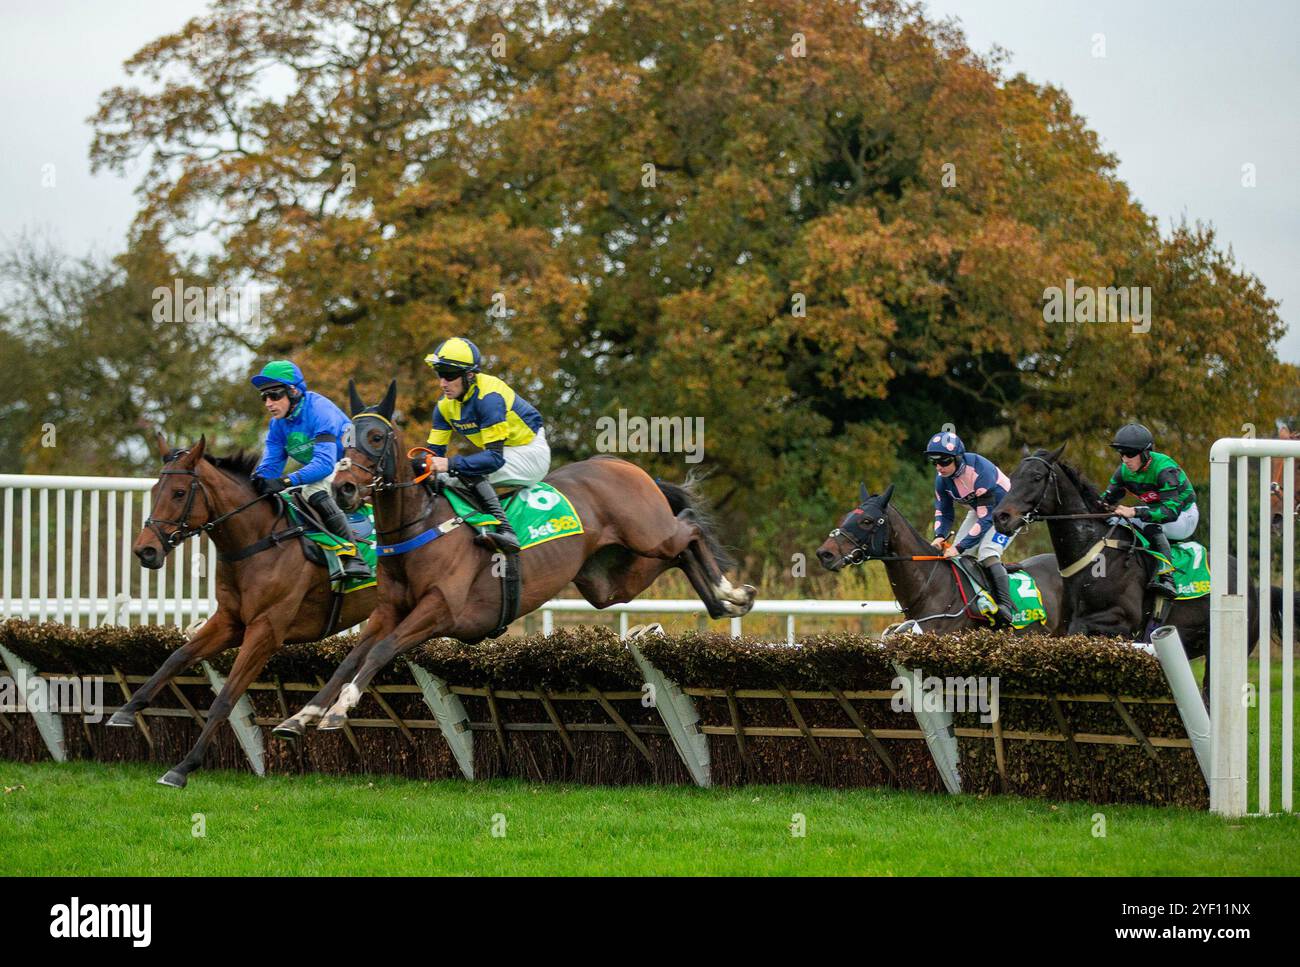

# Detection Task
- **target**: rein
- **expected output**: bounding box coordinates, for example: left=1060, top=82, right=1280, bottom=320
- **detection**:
left=144, top=455, right=274, bottom=553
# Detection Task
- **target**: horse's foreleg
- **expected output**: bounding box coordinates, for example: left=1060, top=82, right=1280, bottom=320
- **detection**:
left=318, top=600, right=446, bottom=730
left=273, top=608, right=398, bottom=739
left=157, top=619, right=281, bottom=788
left=107, top=612, right=241, bottom=727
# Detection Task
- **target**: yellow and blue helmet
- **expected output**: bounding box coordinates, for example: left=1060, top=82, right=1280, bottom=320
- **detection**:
left=424, top=337, right=482, bottom=376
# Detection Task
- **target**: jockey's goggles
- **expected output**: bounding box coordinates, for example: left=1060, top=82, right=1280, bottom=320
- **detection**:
left=1113, top=446, right=1144, bottom=458
left=434, top=365, right=470, bottom=380
left=928, top=456, right=956, bottom=467
left=259, top=387, right=290, bottom=401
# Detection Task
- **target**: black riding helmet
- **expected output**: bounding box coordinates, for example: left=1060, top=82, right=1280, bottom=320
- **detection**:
left=1110, top=423, right=1155, bottom=464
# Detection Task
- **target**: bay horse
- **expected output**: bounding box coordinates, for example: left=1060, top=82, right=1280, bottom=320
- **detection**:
left=992, top=445, right=1288, bottom=691
left=1269, top=422, right=1297, bottom=534
left=815, top=483, right=1068, bottom=635
left=273, top=381, right=755, bottom=736
left=117, top=433, right=376, bottom=787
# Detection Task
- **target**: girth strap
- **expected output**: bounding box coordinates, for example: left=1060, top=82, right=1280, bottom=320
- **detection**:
left=218, top=525, right=306, bottom=563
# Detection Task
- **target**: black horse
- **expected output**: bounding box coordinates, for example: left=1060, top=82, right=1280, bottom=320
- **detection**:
left=992, top=446, right=1288, bottom=687
left=816, top=483, right=1068, bottom=635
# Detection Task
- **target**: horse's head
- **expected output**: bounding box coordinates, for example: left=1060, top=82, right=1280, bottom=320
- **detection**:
left=334, top=378, right=401, bottom=512
left=816, top=483, right=896, bottom=571
left=134, top=432, right=211, bottom=569
left=993, top=443, right=1067, bottom=535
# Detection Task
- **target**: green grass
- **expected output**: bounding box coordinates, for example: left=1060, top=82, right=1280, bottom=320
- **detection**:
left=2, top=761, right=1296, bottom=876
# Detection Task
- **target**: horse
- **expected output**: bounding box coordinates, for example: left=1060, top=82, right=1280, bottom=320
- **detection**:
left=117, top=433, right=377, bottom=787
left=1269, top=422, right=1297, bottom=534
left=815, top=483, right=1068, bottom=635
left=273, top=381, right=755, bottom=736
left=991, top=445, right=1289, bottom=690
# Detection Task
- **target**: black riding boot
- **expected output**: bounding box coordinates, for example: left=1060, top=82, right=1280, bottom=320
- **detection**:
left=984, top=561, right=1017, bottom=627
left=1142, top=524, right=1178, bottom=598
left=307, top=491, right=371, bottom=580
left=466, top=478, right=520, bottom=555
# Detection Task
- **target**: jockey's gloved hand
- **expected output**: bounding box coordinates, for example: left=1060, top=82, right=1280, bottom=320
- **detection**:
left=253, top=475, right=291, bottom=495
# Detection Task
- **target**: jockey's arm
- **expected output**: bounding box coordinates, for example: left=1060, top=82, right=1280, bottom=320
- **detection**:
left=289, top=433, right=340, bottom=486
left=1137, top=466, right=1195, bottom=524
left=252, top=422, right=288, bottom=481
left=932, top=480, right=954, bottom=544
left=450, top=441, right=506, bottom=477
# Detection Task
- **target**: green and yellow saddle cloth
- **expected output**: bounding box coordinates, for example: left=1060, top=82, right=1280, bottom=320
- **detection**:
left=951, top=558, right=1048, bottom=629
left=285, top=500, right=377, bottom=592
left=1133, top=532, right=1210, bottom=600
left=444, top=482, right=584, bottom=550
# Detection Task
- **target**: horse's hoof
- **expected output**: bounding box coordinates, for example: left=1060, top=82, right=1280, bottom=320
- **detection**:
left=157, top=770, right=188, bottom=789
left=272, top=720, right=304, bottom=741
left=107, top=709, right=137, bottom=727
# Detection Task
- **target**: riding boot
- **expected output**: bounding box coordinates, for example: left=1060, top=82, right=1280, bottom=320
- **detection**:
left=1142, top=525, right=1178, bottom=598
left=467, top=478, right=520, bottom=555
left=307, top=491, right=372, bottom=580
left=984, top=561, right=1017, bottom=627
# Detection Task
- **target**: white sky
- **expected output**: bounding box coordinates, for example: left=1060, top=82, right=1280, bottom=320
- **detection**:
left=2, top=0, right=1296, bottom=359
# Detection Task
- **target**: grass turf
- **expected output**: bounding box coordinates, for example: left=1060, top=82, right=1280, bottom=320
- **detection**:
left=2, top=760, right=1297, bottom=876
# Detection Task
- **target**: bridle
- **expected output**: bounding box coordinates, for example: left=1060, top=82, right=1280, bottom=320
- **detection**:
left=1010, top=454, right=1063, bottom=528
left=341, top=411, right=441, bottom=539
left=143, top=449, right=270, bottom=550
left=823, top=503, right=895, bottom=569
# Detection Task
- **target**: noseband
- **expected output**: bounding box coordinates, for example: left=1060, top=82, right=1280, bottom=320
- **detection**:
left=825, top=506, right=891, bottom=568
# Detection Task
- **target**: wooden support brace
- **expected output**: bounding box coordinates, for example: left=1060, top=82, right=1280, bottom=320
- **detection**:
left=777, top=684, right=827, bottom=768
left=1048, top=693, right=1083, bottom=769
left=0, top=710, right=15, bottom=735
left=1107, top=694, right=1161, bottom=765
left=111, top=666, right=152, bottom=753
left=168, top=681, right=207, bottom=727
left=367, top=686, right=415, bottom=747
left=991, top=694, right=1008, bottom=792
left=586, top=685, right=654, bottom=764
left=724, top=688, right=754, bottom=772
left=534, top=685, right=576, bottom=758
left=829, top=685, right=896, bottom=777
left=484, top=686, right=510, bottom=760
left=202, top=661, right=265, bottom=777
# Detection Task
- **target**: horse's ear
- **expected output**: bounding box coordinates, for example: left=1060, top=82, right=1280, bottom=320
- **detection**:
left=188, top=435, right=207, bottom=464
left=1021, top=443, right=1031, bottom=457
left=379, top=380, right=397, bottom=419
left=348, top=379, right=365, bottom=416
left=155, top=429, right=170, bottom=460
left=1048, top=442, right=1067, bottom=463
left=881, top=483, right=895, bottom=506
left=859, top=482, right=871, bottom=505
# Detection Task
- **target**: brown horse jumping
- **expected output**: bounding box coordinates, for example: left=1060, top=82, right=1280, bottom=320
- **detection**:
left=274, top=381, right=754, bottom=736
left=118, top=433, right=376, bottom=786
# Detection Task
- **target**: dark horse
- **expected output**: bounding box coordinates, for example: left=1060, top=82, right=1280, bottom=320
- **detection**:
left=119, top=433, right=377, bottom=787
left=273, top=381, right=754, bottom=735
left=816, top=483, right=1068, bottom=634
left=992, top=446, right=1288, bottom=686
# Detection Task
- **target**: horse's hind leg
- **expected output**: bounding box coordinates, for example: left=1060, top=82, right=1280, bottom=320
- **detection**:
left=108, top=611, right=241, bottom=726
left=575, top=550, right=674, bottom=609
left=620, top=511, right=753, bottom=618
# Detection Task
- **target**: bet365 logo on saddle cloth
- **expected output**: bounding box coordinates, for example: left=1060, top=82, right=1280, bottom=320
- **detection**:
left=446, top=483, right=584, bottom=550
left=1007, top=570, right=1047, bottom=628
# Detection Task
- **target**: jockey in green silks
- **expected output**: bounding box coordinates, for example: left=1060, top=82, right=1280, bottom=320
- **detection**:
left=417, top=337, right=550, bottom=555
left=249, top=359, right=370, bottom=580
left=1100, top=423, right=1199, bottom=599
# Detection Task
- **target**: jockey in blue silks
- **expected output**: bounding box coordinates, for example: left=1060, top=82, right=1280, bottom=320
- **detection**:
left=249, top=359, right=369, bottom=580
left=927, top=430, right=1017, bottom=625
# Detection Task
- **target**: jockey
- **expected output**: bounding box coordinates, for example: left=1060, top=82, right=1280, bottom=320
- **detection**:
left=248, top=360, right=370, bottom=580
left=1100, top=423, right=1198, bottom=598
left=421, top=337, right=550, bottom=555
left=927, top=430, right=1017, bottom=625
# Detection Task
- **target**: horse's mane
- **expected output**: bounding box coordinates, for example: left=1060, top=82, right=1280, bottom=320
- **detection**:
left=204, top=450, right=260, bottom=480
left=1040, top=451, right=1106, bottom=512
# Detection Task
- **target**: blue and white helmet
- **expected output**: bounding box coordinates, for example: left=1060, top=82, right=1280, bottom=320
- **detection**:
left=925, top=431, right=966, bottom=463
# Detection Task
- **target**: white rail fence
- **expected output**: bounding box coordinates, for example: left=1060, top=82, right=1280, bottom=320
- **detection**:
left=0, top=474, right=899, bottom=642
left=1209, top=438, right=1297, bottom=816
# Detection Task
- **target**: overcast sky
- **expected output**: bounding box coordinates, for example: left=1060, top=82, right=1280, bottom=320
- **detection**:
left=2, top=0, right=1297, bottom=359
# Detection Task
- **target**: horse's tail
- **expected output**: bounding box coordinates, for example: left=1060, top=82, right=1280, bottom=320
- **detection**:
left=655, top=472, right=736, bottom=574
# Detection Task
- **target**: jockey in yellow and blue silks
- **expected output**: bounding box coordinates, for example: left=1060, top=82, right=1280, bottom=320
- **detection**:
left=249, top=359, right=369, bottom=580
left=927, top=430, right=1017, bottom=626
left=419, top=337, right=550, bottom=554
